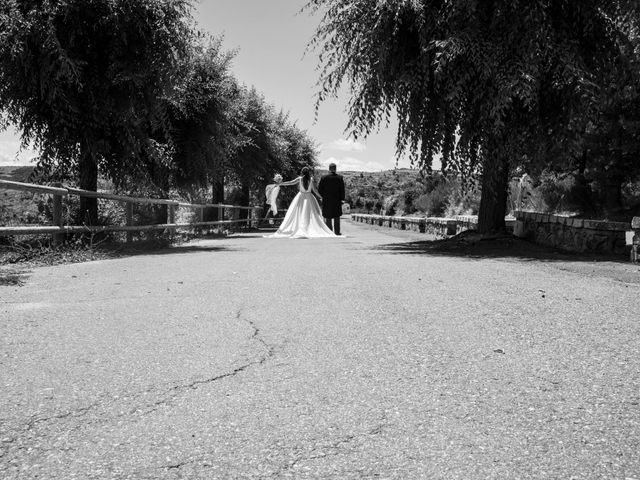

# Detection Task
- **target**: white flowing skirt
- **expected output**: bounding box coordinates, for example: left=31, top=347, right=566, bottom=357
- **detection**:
left=268, top=192, right=336, bottom=238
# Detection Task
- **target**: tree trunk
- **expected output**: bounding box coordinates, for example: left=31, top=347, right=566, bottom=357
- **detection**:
left=208, top=175, right=224, bottom=221
left=574, top=150, right=596, bottom=215
left=477, top=148, right=510, bottom=235
left=601, top=174, right=624, bottom=216
left=78, top=145, right=99, bottom=226
left=239, top=181, right=250, bottom=220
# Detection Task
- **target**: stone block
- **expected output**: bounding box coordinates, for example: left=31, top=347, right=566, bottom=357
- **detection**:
left=583, top=220, right=602, bottom=230
left=513, top=220, right=527, bottom=238
left=603, top=221, right=630, bottom=232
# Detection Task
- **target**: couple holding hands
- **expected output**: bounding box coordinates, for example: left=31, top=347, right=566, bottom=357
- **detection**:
left=265, top=163, right=346, bottom=239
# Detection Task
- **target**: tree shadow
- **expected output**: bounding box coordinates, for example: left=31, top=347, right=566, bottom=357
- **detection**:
left=106, top=243, right=239, bottom=259
left=374, top=234, right=630, bottom=265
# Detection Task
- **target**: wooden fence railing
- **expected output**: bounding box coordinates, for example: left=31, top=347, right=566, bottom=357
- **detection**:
left=0, top=179, right=262, bottom=244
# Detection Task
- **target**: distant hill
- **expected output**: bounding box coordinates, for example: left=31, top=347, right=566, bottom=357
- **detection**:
left=333, top=168, right=425, bottom=214
left=0, top=166, right=41, bottom=226
left=316, top=168, right=422, bottom=195
left=0, top=165, right=35, bottom=182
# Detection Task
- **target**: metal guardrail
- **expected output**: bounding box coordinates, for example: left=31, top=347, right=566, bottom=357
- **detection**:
left=0, top=179, right=262, bottom=244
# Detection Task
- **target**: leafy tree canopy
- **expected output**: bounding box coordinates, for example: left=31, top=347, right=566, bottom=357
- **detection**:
left=166, top=34, right=240, bottom=195
left=0, top=0, right=194, bottom=223
left=307, top=0, right=639, bottom=232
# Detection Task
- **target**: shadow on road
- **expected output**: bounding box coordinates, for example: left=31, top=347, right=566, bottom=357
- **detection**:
left=375, top=235, right=640, bottom=285
left=374, top=235, right=629, bottom=264
left=115, top=244, right=238, bottom=258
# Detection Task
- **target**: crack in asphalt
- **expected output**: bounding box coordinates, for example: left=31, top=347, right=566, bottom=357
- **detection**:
left=21, top=400, right=103, bottom=435
left=156, top=422, right=391, bottom=477
left=270, top=417, right=391, bottom=478
left=3, top=307, right=277, bottom=468
left=155, top=308, right=278, bottom=473
left=136, top=308, right=276, bottom=418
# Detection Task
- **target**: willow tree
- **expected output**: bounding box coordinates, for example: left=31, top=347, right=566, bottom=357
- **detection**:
left=0, top=0, right=193, bottom=225
left=166, top=35, right=240, bottom=211
left=227, top=87, right=318, bottom=215
left=307, top=0, right=638, bottom=234
left=580, top=15, right=640, bottom=214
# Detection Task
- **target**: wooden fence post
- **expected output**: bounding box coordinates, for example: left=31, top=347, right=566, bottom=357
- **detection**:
left=126, top=202, right=134, bottom=243
left=218, top=205, right=224, bottom=223
left=196, top=206, right=204, bottom=234
left=168, top=204, right=177, bottom=236
left=52, top=193, right=63, bottom=246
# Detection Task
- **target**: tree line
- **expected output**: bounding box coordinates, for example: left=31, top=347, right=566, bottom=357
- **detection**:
left=0, top=0, right=316, bottom=226
left=307, top=0, right=640, bottom=233
left=3, top=1, right=639, bottom=235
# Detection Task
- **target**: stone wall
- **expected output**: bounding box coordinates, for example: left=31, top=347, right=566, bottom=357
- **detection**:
left=350, top=214, right=515, bottom=238
left=351, top=211, right=631, bottom=256
left=514, top=211, right=630, bottom=255
left=350, top=214, right=457, bottom=237
left=351, top=213, right=457, bottom=238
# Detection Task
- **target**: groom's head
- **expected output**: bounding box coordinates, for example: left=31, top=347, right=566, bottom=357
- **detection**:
left=329, top=163, right=337, bottom=173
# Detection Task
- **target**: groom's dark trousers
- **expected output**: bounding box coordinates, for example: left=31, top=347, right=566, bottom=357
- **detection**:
left=318, top=171, right=345, bottom=235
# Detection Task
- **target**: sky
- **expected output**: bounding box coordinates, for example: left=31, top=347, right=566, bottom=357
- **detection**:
left=0, top=0, right=417, bottom=172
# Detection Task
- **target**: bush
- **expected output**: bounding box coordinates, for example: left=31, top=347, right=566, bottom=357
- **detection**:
left=415, top=181, right=454, bottom=216
left=443, top=179, right=481, bottom=217
left=535, top=171, right=587, bottom=214
left=383, top=195, right=399, bottom=216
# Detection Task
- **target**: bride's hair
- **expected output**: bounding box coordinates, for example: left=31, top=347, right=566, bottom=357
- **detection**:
left=301, top=167, right=311, bottom=189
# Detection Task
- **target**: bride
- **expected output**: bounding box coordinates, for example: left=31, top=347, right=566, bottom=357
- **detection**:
left=267, top=167, right=337, bottom=238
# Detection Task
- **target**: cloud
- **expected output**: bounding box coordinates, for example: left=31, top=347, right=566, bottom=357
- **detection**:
left=0, top=140, right=37, bottom=166
left=319, top=156, right=388, bottom=172
left=324, top=138, right=367, bottom=152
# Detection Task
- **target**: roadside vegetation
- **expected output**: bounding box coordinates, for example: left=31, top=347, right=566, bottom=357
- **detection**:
left=308, top=0, right=640, bottom=233
left=1, top=0, right=640, bottom=262
left=342, top=169, right=640, bottom=222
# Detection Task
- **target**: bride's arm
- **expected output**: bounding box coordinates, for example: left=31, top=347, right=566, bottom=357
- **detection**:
left=279, top=176, right=301, bottom=187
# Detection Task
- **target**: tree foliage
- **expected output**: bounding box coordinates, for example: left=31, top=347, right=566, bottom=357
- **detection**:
left=0, top=0, right=194, bottom=224
left=226, top=87, right=318, bottom=208
left=161, top=50, right=318, bottom=211
left=166, top=35, right=240, bottom=196
left=0, top=0, right=321, bottom=225
left=307, top=0, right=639, bottom=233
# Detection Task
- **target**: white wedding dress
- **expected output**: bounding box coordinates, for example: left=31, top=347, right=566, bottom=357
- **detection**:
left=267, top=177, right=337, bottom=238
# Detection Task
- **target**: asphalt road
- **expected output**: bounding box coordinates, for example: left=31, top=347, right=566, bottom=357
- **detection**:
left=1, top=220, right=639, bottom=479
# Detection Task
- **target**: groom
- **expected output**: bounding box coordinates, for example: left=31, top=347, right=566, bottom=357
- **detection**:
left=318, top=162, right=346, bottom=235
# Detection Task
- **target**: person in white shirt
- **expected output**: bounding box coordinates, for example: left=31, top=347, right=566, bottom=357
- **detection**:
left=263, top=174, right=283, bottom=223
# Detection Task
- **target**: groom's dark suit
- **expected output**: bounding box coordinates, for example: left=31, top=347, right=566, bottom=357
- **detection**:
left=318, top=170, right=345, bottom=235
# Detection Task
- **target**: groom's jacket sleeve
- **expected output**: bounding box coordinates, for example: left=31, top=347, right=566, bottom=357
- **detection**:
left=340, top=176, right=345, bottom=201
